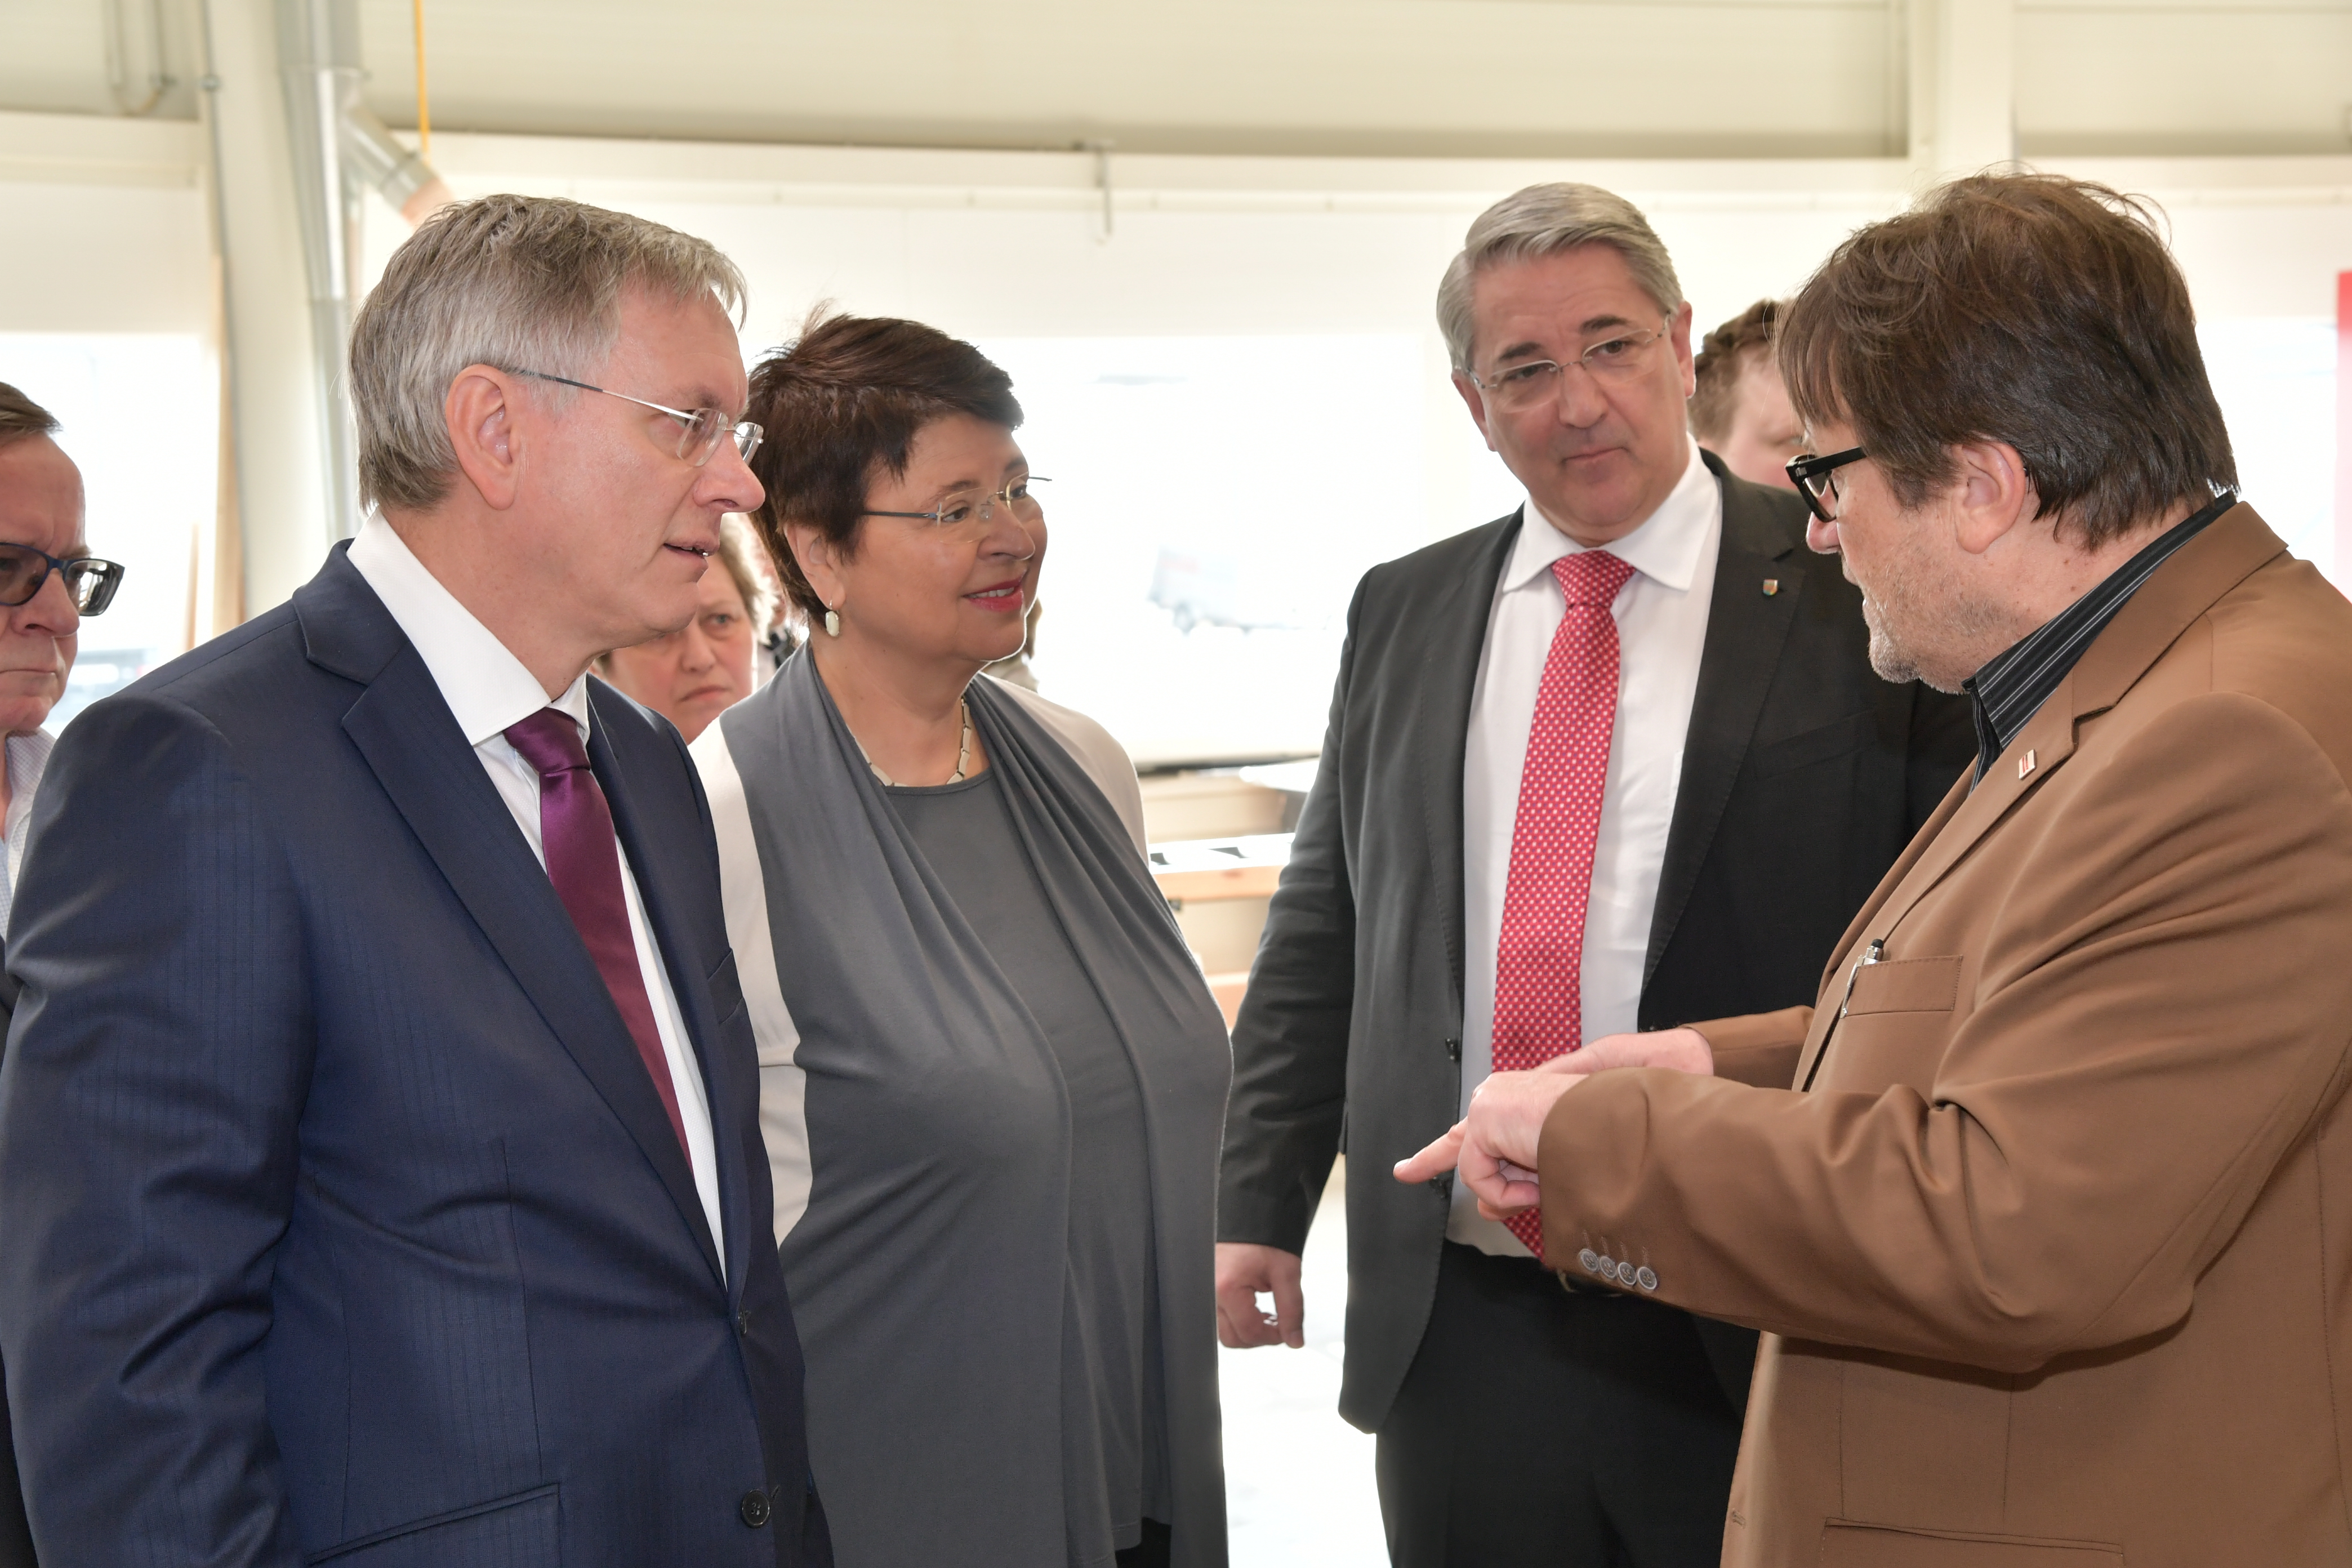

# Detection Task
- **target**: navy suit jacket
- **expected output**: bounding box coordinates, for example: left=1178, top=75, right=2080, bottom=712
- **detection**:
left=0, top=546, right=828, bottom=1567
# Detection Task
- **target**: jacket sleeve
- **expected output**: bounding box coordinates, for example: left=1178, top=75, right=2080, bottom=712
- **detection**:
left=1539, top=691, right=2352, bottom=1374
left=1690, top=1006, right=1812, bottom=1090
left=1216, top=579, right=1366, bottom=1253
left=0, top=694, right=310, bottom=1565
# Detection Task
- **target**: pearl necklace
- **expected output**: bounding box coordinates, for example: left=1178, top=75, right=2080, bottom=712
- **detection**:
left=867, top=699, right=972, bottom=787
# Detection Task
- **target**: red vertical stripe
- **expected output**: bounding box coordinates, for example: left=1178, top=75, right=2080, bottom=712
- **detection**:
left=2338, top=272, right=2352, bottom=586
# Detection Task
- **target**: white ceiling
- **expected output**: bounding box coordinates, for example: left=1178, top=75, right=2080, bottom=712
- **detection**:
left=0, top=0, right=2346, bottom=159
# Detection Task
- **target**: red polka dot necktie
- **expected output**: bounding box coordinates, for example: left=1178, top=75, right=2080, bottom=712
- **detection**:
left=1491, top=549, right=1634, bottom=1261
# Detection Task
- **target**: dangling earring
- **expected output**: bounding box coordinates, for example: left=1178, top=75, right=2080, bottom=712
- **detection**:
left=823, top=606, right=841, bottom=638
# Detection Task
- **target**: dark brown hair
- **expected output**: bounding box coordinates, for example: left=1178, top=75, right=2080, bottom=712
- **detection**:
left=0, top=382, right=60, bottom=447
left=742, top=311, right=1023, bottom=620
left=1779, top=173, right=2234, bottom=548
left=1687, top=299, right=1778, bottom=444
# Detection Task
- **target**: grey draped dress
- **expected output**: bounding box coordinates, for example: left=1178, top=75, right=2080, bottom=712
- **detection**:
left=692, top=657, right=1232, bottom=1568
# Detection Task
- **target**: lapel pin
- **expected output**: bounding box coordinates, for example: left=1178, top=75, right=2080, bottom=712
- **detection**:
left=1761, top=578, right=1779, bottom=596
left=2018, top=749, right=2037, bottom=781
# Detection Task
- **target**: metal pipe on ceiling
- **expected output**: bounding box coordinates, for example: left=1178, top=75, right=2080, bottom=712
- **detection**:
left=275, top=0, right=450, bottom=545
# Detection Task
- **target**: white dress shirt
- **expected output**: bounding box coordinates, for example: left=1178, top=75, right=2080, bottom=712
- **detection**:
left=348, top=516, right=726, bottom=1267
left=1450, top=440, right=1722, bottom=1255
left=0, top=726, right=55, bottom=933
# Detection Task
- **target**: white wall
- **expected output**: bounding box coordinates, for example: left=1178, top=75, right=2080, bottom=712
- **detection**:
left=4, top=113, right=2344, bottom=758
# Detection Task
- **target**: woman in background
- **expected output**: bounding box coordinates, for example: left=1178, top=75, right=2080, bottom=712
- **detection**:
left=690, top=313, right=1230, bottom=1568
left=598, top=513, right=771, bottom=740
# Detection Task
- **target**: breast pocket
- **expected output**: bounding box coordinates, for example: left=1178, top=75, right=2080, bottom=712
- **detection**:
left=306, top=1484, right=559, bottom=1567
left=1819, top=1520, right=2120, bottom=1566
left=1818, top=955, right=1965, bottom=1094
left=1748, top=709, right=1880, bottom=781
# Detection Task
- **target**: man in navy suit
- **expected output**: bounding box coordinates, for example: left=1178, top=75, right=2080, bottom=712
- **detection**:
left=0, top=195, right=828, bottom=1567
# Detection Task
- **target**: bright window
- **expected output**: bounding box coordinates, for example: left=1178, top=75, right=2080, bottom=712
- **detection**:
left=981, top=333, right=1522, bottom=767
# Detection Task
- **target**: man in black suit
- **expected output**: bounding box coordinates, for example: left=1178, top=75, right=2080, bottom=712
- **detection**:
left=1214, top=182, right=1973, bottom=1566
left=0, top=197, right=827, bottom=1566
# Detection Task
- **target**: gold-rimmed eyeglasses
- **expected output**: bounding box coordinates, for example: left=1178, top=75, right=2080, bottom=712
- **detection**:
left=512, top=369, right=763, bottom=467
left=1468, top=320, right=1671, bottom=412
left=864, top=475, right=1050, bottom=530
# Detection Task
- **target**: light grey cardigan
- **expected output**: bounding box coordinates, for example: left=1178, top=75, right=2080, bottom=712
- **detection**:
left=692, top=662, right=1231, bottom=1568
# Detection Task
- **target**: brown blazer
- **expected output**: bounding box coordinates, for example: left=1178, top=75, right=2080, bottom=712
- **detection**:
left=1535, top=505, right=2352, bottom=1567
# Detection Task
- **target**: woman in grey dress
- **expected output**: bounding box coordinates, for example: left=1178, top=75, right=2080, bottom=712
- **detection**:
left=689, top=312, right=1232, bottom=1568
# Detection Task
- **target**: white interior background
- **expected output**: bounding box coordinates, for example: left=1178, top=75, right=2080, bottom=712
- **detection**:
left=3, top=135, right=2340, bottom=765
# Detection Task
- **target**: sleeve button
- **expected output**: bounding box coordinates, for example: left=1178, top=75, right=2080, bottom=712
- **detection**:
left=1634, top=1266, right=1659, bottom=1292
left=1577, top=1248, right=1601, bottom=1274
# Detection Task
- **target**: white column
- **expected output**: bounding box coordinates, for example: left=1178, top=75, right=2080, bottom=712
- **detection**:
left=1907, top=0, right=2017, bottom=184
left=195, top=0, right=333, bottom=617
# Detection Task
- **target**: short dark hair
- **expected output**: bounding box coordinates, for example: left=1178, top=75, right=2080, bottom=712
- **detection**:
left=1688, top=299, right=1778, bottom=444
left=0, top=382, right=60, bottom=447
left=742, top=311, right=1023, bottom=621
left=1779, top=173, right=2234, bottom=549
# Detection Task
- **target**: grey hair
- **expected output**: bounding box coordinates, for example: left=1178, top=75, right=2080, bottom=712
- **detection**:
left=1436, top=183, right=1685, bottom=374
left=350, top=194, right=748, bottom=513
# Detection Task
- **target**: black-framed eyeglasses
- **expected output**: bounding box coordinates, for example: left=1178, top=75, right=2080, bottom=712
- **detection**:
left=1785, top=447, right=1868, bottom=523
left=865, top=475, right=1050, bottom=529
left=511, top=369, right=763, bottom=467
left=0, top=545, right=124, bottom=615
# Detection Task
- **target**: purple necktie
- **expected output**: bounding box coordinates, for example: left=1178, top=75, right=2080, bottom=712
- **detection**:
left=505, top=707, right=690, bottom=1158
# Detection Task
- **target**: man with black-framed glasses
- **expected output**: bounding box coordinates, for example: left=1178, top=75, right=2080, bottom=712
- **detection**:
left=0, top=386, right=121, bottom=936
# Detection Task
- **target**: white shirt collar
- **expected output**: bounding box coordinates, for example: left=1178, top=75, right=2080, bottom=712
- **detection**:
left=345, top=514, right=591, bottom=746
left=1503, top=439, right=1714, bottom=597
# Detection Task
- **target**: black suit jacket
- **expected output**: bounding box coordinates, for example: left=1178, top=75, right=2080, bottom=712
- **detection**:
left=0, top=546, right=827, bottom=1567
left=1219, top=453, right=1974, bottom=1429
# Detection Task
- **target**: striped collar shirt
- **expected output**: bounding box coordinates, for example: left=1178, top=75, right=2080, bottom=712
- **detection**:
left=1963, top=491, right=2236, bottom=782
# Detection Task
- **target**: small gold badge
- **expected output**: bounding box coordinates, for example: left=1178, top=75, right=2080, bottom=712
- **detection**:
left=1761, top=578, right=1779, bottom=596
left=2018, top=749, right=2037, bottom=780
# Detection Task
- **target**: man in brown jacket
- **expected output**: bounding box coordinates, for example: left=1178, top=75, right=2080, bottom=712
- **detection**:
left=1400, top=171, right=2352, bottom=1567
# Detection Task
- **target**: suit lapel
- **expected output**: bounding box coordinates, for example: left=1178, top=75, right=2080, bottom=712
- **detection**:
left=1787, top=503, right=2289, bottom=1090
left=1642, top=464, right=1803, bottom=990
left=1418, top=513, right=1524, bottom=1012
left=589, top=693, right=744, bottom=1300
left=302, top=558, right=725, bottom=1288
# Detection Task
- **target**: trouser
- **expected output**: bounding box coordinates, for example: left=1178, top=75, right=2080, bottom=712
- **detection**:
left=1374, top=1242, right=1744, bottom=1567
left=1113, top=1518, right=1171, bottom=1567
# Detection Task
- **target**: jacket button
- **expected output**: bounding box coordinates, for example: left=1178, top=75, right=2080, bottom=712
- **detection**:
left=736, top=1309, right=751, bottom=1337
left=1443, top=1036, right=1462, bottom=1063
left=740, top=1489, right=772, bottom=1529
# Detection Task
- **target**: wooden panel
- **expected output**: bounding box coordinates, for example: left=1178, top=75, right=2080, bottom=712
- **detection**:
left=1155, top=863, right=1284, bottom=903
left=1205, top=970, right=1251, bottom=1030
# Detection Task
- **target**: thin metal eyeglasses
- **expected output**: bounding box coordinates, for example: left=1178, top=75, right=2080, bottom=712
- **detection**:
left=864, top=475, right=1051, bottom=529
left=1785, top=447, right=1869, bottom=523
left=1468, top=320, right=1671, bottom=411
left=512, top=369, right=763, bottom=467
left=0, top=545, right=124, bottom=615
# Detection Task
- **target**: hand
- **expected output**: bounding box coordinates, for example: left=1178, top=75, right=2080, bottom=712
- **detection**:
left=1215, top=1242, right=1304, bottom=1349
left=1392, top=1068, right=1586, bottom=1217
